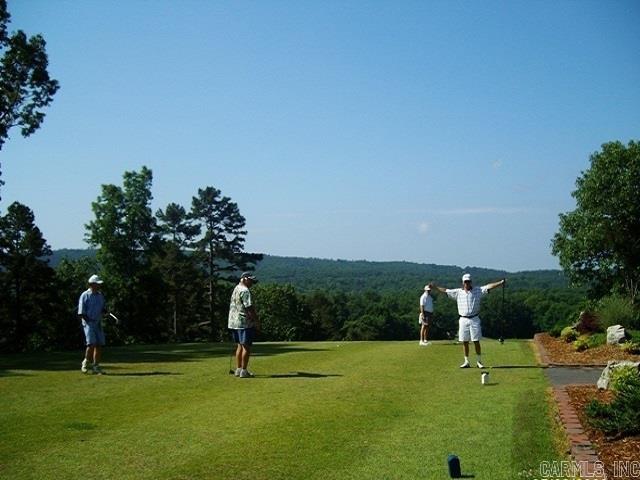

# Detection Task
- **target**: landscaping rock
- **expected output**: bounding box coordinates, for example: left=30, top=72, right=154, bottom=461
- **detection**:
left=596, top=360, right=640, bottom=390
left=606, top=325, right=627, bottom=345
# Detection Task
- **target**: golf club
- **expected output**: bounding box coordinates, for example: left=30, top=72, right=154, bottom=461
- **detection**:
left=228, top=344, right=236, bottom=375
left=109, top=312, right=121, bottom=325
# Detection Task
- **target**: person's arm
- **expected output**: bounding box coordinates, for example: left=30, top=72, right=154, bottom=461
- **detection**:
left=247, top=306, right=260, bottom=332
left=485, top=278, right=506, bottom=291
left=78, top=293, right=88, bottom=322
left=431, top=283, right=448, bottom=294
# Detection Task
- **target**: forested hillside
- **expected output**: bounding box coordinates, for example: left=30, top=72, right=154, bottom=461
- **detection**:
left=49, top=250, right=567, bottom=292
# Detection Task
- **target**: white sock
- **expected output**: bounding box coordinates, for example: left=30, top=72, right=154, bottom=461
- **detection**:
left=464, top=356, right=469, bottom=363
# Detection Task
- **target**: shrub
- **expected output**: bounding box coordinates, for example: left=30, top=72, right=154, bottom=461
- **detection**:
left=573, top=335, right=590, bottom=351
left=597, top=295, right=638, bottom=330
left=575, top=311, right=600, bottom=334
left=586, top=333, right=606, bottom=349
left=610, top=365, right=640, bottom=392
left=620, top=341, right=640, bottom=355
left=560, top=326, right=578, bottom=343
left=586, top=372, right=640, bottom=438
left=548, top=323, right=564, bottom=338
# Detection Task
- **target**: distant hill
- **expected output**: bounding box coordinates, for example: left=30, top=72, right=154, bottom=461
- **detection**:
left=253, top=255, right=567, bottom=292
left=47, top=250, right=567, bottom=292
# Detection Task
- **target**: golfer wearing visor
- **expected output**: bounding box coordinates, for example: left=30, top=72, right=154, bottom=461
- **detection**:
left=433, top=274, right=505, bottom=368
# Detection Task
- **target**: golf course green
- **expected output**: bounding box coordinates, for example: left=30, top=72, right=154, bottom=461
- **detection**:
left=0, top=339, right=565, bottom=479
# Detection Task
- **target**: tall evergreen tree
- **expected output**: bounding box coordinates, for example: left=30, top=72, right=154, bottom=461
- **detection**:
left=85, top=167, right=162, bottom=341
left=190, top=187, right=262, bottom=339
left=155, top=202, right=203, bottom=338
left=0, top=202, right=56, bottom=351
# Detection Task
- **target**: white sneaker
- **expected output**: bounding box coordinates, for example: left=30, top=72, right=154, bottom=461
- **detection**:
left=234, top=368, right=242, bottom=377
left=424, top=341, right=431, bottom=346
left=419, top=341, right=427, bottom=346
left=459, top=361, right=470, bottom=368
left=476, top=361, right=485, bottom=369
left=92, top=365, right=103, bottom=375
left=239, top=369, right=254, bottom=378
left=81, top=359, right=89, bottom=373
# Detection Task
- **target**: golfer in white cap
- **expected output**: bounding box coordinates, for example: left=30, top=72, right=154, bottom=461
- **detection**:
left=418, top=285, right=434, bottom=346
left=432, top=274, right=505, bottom=368
left=78, top=274, right=109, bottom=374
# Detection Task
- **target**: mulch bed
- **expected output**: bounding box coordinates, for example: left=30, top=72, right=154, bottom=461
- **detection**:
left=566, top=386, right=640, bottom=480
left=537, top=332, right=640, bottom=365
left=538, top=333, right=640, bottom=478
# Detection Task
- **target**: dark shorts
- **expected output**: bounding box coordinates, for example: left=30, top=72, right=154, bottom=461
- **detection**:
left=231, top=327, right=255, bottom=346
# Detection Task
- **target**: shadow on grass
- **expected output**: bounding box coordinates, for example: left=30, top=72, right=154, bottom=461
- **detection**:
left=490, top=365, right=546, bottom=369
left=0, top=342, right=327, bottom=374
left=103, top=371, right=182, bottom=377
left=258, top=371, right=342, bottom=379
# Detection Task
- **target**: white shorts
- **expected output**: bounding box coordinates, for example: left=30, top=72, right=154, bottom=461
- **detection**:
left=458, top=316, right=482, bottom=342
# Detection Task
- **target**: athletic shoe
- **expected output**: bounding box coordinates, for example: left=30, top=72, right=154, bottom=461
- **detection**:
left=92, top=365, right=104, bottom=375
left=424, top=341, right=431, bottom=346
left=476, top=361, right=485, bottom=369
left=239, top=369, right=254, bottom=378
left=459, top=361, right=470, bottom=368
left=81, top=359, right=89, bottom=373
left=419, top=341, right=426, bottom=346
left=234, top=368, right=242, bottom=377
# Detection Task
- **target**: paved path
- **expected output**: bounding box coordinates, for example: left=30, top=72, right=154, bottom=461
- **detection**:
left=545, top=366, right=602, bottom=386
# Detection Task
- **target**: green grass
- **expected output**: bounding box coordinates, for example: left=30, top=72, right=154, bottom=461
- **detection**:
left=0, top=340, right=565, bottom=480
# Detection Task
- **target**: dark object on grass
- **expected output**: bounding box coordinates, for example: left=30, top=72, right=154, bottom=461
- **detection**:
left=447, top=454, right=461, bottom=478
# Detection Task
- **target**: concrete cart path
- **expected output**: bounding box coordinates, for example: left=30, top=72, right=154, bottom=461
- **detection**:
left=544, top=366, right=602, bottom=386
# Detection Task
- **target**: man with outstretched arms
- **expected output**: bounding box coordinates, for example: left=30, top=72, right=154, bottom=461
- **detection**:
left=432, top=274, right=505, bottom=368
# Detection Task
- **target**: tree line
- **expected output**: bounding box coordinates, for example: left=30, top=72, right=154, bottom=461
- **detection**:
left=0, top=167, right=261, bottom=352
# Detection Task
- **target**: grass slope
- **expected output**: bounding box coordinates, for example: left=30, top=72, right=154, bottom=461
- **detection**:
left=0, top=340, right=564, bottom=480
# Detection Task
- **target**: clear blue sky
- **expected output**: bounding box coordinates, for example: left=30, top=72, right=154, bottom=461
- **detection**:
left=3, top=0, right=639, bottom=272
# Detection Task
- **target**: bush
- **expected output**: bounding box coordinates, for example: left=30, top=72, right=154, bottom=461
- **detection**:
left=610, top=365, right=640, bottom=392
left=586, top=333, right=606, bottom=349
left=586, top=372, right=640, bottom=438
left=548, top=323, right=564, bottom=337
left=620, top=341, right=640, bottom=355
left=597, top=295, right=638, bottom=330
left=574, top=335, right=590, bottom=351
left=560, top=326, right=578, bottom=343
left=575, top=311, right=600, bottom=334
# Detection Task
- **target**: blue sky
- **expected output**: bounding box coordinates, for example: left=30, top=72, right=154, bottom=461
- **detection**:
left=3, top=0, right=639, bottom=271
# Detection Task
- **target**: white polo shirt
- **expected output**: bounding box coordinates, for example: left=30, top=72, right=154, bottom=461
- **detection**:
left=420, top=292, right=433, bottom=313
left=446, top=286, right=489, bottom=317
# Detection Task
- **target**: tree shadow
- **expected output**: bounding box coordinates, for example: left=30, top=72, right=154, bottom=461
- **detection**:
left=489, top=365, right=545, bottom=369
left=0, top=342, right=328, bottom=374
left=102, top=371, right=182, bottom=377
left=258, top=371, right=342, bottom=379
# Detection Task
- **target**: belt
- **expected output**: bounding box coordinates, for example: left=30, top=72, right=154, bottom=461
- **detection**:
left=460, top=314, right=479, bottom=318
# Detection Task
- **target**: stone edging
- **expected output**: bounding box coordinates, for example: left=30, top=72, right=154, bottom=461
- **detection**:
left=552, top=386, right=607, bottom=479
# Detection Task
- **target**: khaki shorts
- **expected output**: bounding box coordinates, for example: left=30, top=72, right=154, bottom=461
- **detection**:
left=419, top=312, right=433, bottom=326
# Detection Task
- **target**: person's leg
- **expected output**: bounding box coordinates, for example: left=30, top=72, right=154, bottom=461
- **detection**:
left=474, top=341, right=481, bottom=355
left=235, top=343, right=243, bottom=369
left=420, top=324, right=426, bottom=342
left=241, top=344, right=251, bottom=369
left=93, top=346, right=102, bottom=365
left=82, top=345, right=93, bottom=372
left=463, top=341, right=470, bottom=357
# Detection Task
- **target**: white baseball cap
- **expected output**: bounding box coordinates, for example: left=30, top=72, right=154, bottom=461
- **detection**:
left=462, top=273, right=472, bottom=282
left=424, top=285, right=431, bottom=291
left=88, top=274, right=104, bottom=284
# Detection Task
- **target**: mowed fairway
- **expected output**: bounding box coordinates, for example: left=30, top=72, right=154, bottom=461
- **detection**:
left=0, top=340, right=563, bottom=480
